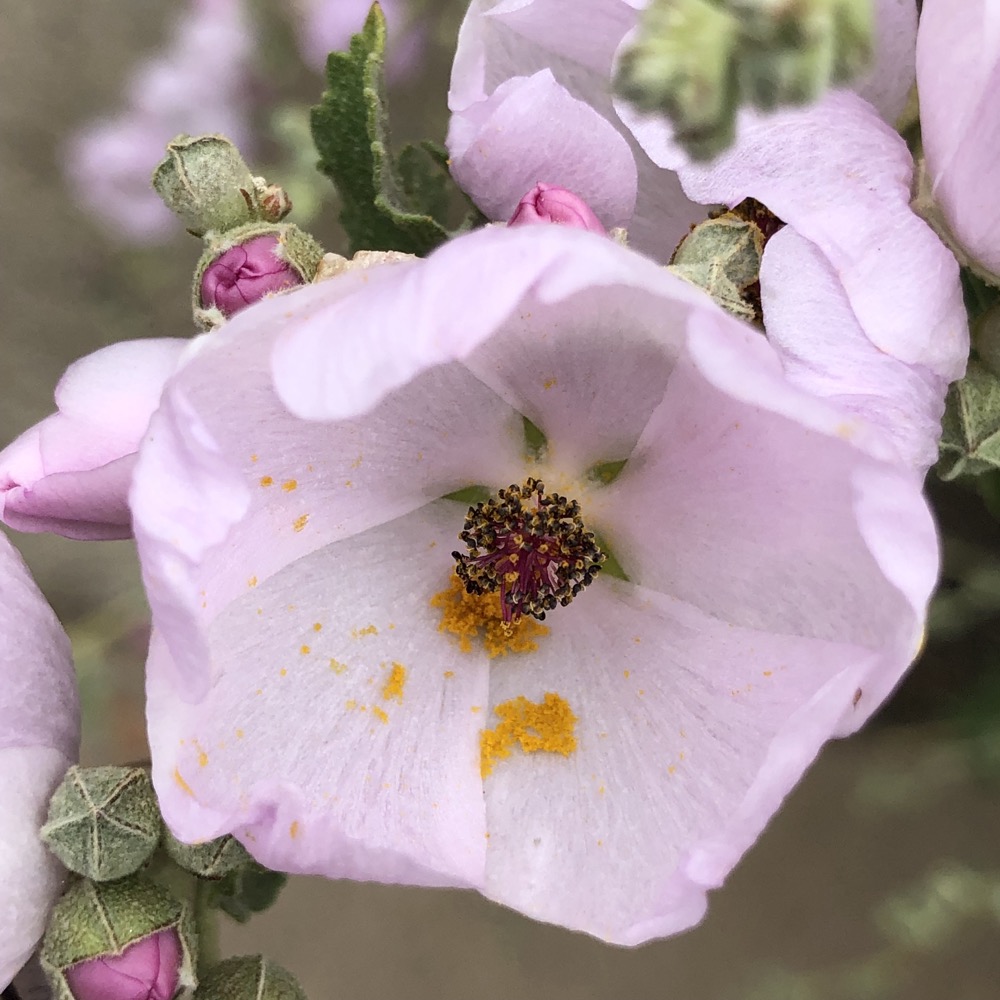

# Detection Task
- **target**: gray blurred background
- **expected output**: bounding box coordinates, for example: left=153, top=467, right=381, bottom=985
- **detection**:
left=2, top=3, right=999, bottom=997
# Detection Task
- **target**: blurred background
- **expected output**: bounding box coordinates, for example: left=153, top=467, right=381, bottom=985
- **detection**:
left=2, top=2, right=999, bottom=997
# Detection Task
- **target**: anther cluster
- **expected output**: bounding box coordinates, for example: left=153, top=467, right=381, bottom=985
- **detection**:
left=452, top=479, right=605, bottom=623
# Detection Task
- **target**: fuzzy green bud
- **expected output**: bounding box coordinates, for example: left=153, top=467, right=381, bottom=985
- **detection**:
left=40, top=875, right=197, bottom=1000
left=163, top=829, right=253, bottom=879
left=193, top=221, right=325, bottom=330
left=668, top=198, right=783, bottom=323
left=152, top=135, right=260, bottom=237
left=195, top=956, right=307, bottom=1000
left=41, top=766, right=161, bottom=882
left=616, top=0, right=873, bottom=161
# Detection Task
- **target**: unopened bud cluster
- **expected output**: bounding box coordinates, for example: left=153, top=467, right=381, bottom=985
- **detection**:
left=152, top=135, right=324, bottom=329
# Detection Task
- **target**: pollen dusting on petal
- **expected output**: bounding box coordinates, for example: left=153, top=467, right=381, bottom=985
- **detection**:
left=480, top=692, right=577, bottom=778
left=293, top=514, right=309, bottom=532
left=372, top=705, right=389, bottom=724
left=259, top=476, right=274, bottom=488
left=282, top=479, right=298, bottom=492
left=431, top=573, right=549, bottom=658
left=329, top=658, right=348, bottom=674
left=290, top=821, right=300, bottom=839
left=174, top=767, right=196, bottom=798
left=382, top=662, right=406, bottom=703
left=351, top=624, right=378, bottom=638
left=248, top=575, right=258, bottom=588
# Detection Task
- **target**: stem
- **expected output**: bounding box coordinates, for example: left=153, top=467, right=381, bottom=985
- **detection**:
left=192, top=877, right=220, bottom=977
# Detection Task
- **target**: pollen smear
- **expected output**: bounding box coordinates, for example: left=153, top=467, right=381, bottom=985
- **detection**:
left=480, top=692, right=578, bottom=777
left=381, top=662, right=406, bottom=703
left=432, top=573, right=548, bottom=658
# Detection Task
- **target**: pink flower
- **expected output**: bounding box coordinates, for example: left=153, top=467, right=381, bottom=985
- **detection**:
left=200, top=235, right=306, bottom=318
left=67, top=0, right=253, bottom=242
left=0, top=534, right=80, bottom=989
left=917, top=0, right=1000, bottom=278
left=131, top=225, right=935, bottom=944
left=447, top=0, right=967, bottom=474
left=0, top=339, right=188, bottom=540
left=508, top=183, right=608, bottom=233
left=63, top=928, right=181, bottom=1000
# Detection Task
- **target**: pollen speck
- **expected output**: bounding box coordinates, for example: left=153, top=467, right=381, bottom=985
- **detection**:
left=329, top=658, right=348, bottom=674
left=542, top=376, right=557, bottom=389
left=248, top=575, right=258, bottom=588
left=279, top=668, right=288, bottom=677
left=351, top=454, right=363, bottom=469
left=763, top=669, right=773, bottom=677
left=372, top=705, right=389, bottom=724
left=471, top=705, right=482, bottom=713
left=174, top=768, right=195, bottom=798
left=236, top=729, right=245, bottom=740
left=382, top=662, right=406, bottom=703
left=480, top=692, right=577, bottom=777
left=250, top=454, right=259, bottom=463
left=290, top=821, right=300, bottom=839
left=282, top=479, right=298, bottom=492
left=351, top=624, right=378, bottom=638
left=313, top=622, right=323, bottom=632
left=293, top=514, right=309, bottom=532
left=300, top=645, right=311, bottom=655
left=260, top=476, right=274, bottom=488
left=443, top=670, right=454, bottom=679
left=623, top=670, right=631, bottom=679
left=432, top=573, right=549, bottom=658
left=198, top=750, right=208, bottom=768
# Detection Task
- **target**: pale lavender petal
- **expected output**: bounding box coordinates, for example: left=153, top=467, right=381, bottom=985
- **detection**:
left=448, top=71, right=637, bottom=228
left=148, top=504, right=489, bottom=887
left=482, top=580, right=877, bottom=943
left=626, top=91, right=967, bottom=381
left=760, top=227, right=948, bottom=473
left=856, top=0, right=918, bottom=124
left=918, top=0, right=1000, bottom=275
left=0, top=536, right=79, bottom=988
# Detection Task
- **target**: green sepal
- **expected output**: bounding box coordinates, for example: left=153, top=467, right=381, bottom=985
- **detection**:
left=206, top=861, right=287, bottom=923
left=310, top=3, right=479, bottom=255
left=40, top=875, right=197, bottom=1000
left=41, top=766, right=162, bottom=882
left=938, top=359, right=1000, bottom=479
left=195, top=955, right=307, bottom=1000
left=163, top=829, right=254, bottom=880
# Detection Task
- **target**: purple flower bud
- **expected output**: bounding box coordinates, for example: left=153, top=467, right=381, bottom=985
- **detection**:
left=63, top=927, right=181, bottom=1000
left=200, top=234, right=304, bottom=318
left=507, top=183, right=607, bottom=234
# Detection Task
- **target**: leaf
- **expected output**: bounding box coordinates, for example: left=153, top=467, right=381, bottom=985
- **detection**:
left=208, top=862, right=287, bottom=923
left=938, top=359, right=1000, bottom=479
left=310, top=4, right=477, bottom=255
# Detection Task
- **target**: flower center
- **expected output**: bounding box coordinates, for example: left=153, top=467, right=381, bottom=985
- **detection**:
left=452, top=478, right=605, bottom=624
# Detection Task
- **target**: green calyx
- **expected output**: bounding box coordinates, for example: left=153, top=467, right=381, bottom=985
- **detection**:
left=40, top=875, right=197, bottom=1000
left=196, top=955, right=307, bottom=1000
left=938, top=359, right=1000, bottom=480
left=616, top=0, right=873, bottom=161
left=310, top=2, right=483, bottom=256
left=41, top=765, right=161, bottom=882
left=163, top=830, right=253, bottom=880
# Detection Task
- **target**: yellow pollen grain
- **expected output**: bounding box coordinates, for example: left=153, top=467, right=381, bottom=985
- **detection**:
left=248, top=575, right=258, bottom=588
left=480, top=692, right=578, bottom=778
left=282, top=479, right=298, bottom=492
left=351, top=454, right=363, bottom=469
left=293, top=514, right=309, bottom=532
left=236, top=729, right=245, bottom=740
left=444, top=670, right=454, bottom=679
left=198, top=750, right=209, bottom=768
left=290, top=821, right=300, bottom=839
left=431, top=573, right=549, bottom=658
left=471, top=705, right=482, bottom=713
left=250, top=454, right=259, bottom=463
left=259, top=476, right=274, bottom=488
left=300, top=645, right=311, bottom=655
left=313, top=622, right=323, bottom=632
left=351, top=624, right=378, bottom=638
left=329, top=658, right=348, bottom=674
left=346, top=699, right=358, bottom=710
left=174, top=768, right=195, bottom=798
left=372, top=705, right=389, bottom=724
left=543, top=376, right=557, bottom=389
left=763, top=670, right=773, bottom=677
left=668, top=764, right=677, bottom=775
left=279, top=668, right=288, bottom=677
left=623, top=670, right=631, bottom=679
left=382, top=662, right=407, bottom=703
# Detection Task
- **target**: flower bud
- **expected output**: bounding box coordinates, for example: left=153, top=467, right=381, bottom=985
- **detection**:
left=255, top=182, right=293, bottom=223
left=40, top=876, right=196, bottom=1000
left=152, top=135, right=259, bottom=237
left=507, top=184, right=607, bottom=235
left=41, top=766, right=161, bottom=882
left=194, top=222, right=325, bottom=329
left=163, top=829, right=253, bottom=879
left=195, top=956, right=306, bottom=1000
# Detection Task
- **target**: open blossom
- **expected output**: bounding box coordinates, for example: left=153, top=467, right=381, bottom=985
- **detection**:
left=131, top=225, right=935, bottom=943
left=0, top=534, right=80, bottom=988
left=448, top=0, right=967, bottom=473
left=917, top=0, right=1000, bottom=278
left=0, top=339, right=188, bottom=540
